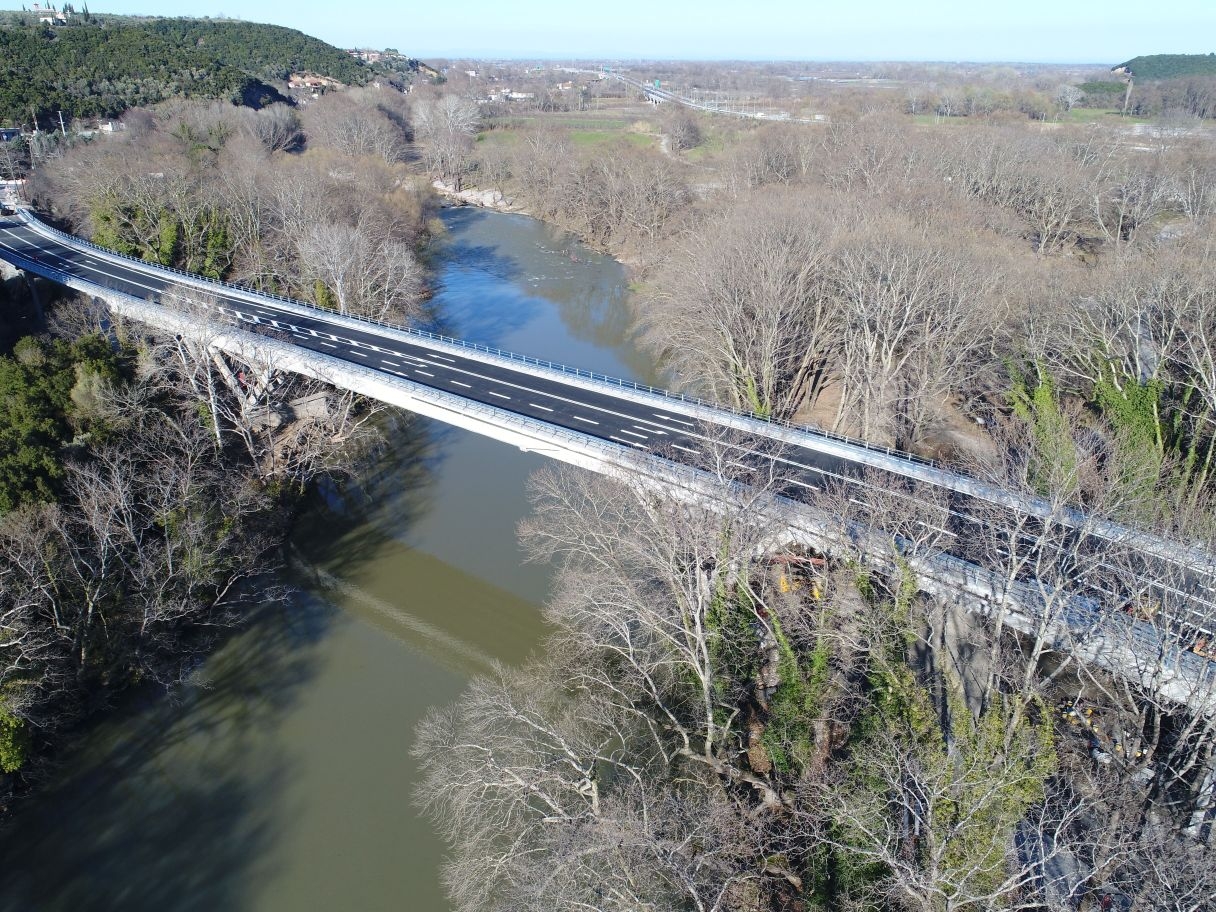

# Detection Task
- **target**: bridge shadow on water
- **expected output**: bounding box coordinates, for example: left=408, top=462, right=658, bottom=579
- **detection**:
left=289, top=409, right=448, bottom=579
left=286, top=401, right=549, bottom=679
left=0, top=591, right=337, bottom=912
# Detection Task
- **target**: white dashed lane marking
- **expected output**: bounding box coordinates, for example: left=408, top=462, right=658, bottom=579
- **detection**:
left=654, top=412, right=695, bottom=427
left=610, top=436, right=647, bottom=449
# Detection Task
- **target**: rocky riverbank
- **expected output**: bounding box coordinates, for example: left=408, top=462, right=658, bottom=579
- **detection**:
left=431, top=179, right=524, bottom=214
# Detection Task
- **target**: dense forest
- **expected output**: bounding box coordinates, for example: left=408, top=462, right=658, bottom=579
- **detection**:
left=1116, top=53, right=1216, bottom=80
left=0, top=16, right=370, bottom=126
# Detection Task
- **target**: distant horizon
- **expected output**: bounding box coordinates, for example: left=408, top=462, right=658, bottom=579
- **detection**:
left=394, top=55, right=1125, bottom=67
left=1, top=0, right=1211, bottom=67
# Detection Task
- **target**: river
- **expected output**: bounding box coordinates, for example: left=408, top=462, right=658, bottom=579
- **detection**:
left=0, top=207, right=659, bottom=911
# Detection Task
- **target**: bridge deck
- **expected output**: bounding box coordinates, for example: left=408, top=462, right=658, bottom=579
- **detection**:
left=2, top=209, right=1213, bottom=712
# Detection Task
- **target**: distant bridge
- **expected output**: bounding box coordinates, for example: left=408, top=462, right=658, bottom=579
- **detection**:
left=605, top=72, right=827, bottom=123
left=1, top=208, right=1213, bottom=717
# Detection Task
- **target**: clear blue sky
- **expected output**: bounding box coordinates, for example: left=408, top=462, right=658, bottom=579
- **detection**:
left=10, top=0, right=1216, bottom=62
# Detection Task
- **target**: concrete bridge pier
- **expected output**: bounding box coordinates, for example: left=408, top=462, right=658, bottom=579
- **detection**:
left=0, top=261, right=44, bottom=326
left=1187, top=747, right=1216, bottom=844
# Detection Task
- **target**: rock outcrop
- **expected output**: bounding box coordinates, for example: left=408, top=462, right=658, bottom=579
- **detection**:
left=431, top=180, right=520, bottom=213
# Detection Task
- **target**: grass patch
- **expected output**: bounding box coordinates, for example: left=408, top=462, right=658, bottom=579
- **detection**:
left=474, top=129, right=523, bottom=147
left=547, top=116, right=633, bottom=130
left=684, top=134, right=726, bottom=161
left=907, top=114, right=978, bottom=126
left=485, top=114, right=633, bottom=131
left=1053, top=107, right=1148, bottom=124
left=568, top=130, right=654, bottom=148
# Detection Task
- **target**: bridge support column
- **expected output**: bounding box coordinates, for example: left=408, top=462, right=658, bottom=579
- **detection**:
left=210, top=350, right=245, bottom=399
left=206, top=348, right=283, bottom=410
left=1187, top=746, right=1216, bottom=845
left=11, top=267, right=44, bottom=325
left=251, top=371, right=286, bottom=407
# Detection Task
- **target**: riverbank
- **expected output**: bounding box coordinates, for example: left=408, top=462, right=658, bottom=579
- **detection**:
left=429, top=175, right=654, bottom=270
left=431, top=179, right=525, bottom=214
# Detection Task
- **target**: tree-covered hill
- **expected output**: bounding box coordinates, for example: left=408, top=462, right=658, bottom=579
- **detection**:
left=1114, top=53, right=1216, bottom=80
left=0, top=16, right=371, bottom=126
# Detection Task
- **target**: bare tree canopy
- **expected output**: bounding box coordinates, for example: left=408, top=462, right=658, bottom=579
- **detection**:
left=418, top=454, right=1215, bottom=912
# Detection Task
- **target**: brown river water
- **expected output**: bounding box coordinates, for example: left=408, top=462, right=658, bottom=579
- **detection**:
left=0, top=207, right=660, bottom=911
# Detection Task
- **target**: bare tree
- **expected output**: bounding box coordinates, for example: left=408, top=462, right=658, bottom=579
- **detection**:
left=294, top=215, right=424, bottom=321
left=663, top=107, right=703, bottom=153
left=815, top=696, right=1080, bottom=912
left=832, top=224, right=997, bottom=447
left=1056, top=84, right=1085, bottom=112
left=241, top=102, right=302, bottom=153
left=1171, top=142, right=1216, bottom=223
left=303, top=88, right=410, bottom=163
left=1090, top=156, right=1176, bottom=250
left=412, top=92, right=480, bottom=187
left=643, top=192, right=838, bottom=419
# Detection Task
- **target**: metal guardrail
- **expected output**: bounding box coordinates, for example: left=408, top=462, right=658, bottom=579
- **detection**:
left=12, top=212, right=1216, bottom=577
left=19, top=210, right=1216, bottom=576
left=14, top=253, right=1216, bottom=703
left=15, top=210, right=941, bottom=471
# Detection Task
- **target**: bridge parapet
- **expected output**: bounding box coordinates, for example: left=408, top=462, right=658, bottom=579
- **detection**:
left=22, top=205, right=1214, bottom=587
left=13, top=210, right=943, bottom=473
left=3, top=209, right=1214, bottom=715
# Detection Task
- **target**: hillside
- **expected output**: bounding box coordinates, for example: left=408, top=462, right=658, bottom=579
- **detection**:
left=1114, top=53, right=1216, bottom=80
left=0, top=16, right=370, bottom=126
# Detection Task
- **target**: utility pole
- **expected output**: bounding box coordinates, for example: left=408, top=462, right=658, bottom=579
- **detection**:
left=57, top=110, right=66, bottom=136
left=30, top=105, right=38, bottom=133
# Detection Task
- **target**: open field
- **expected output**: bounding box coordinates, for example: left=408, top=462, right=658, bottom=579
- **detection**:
left=480, top=101, right=664, bottom=150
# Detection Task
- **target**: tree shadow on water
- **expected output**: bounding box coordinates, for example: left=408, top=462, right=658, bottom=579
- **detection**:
left=0, top=591, right=338, bottom=912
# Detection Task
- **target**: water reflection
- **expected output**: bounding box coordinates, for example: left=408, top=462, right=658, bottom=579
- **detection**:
left=0, top=596, right=334, bottom=911
left=433, top=207, right=662, bottom=384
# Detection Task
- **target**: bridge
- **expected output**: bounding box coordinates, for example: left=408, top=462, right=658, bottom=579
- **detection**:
left=1, top=208, right=1214, bottom=717
left=605, top=72, right=826, bottom=123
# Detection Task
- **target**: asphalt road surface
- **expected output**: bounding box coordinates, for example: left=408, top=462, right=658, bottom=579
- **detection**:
left=2, top=214, right=1213, bottom=646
